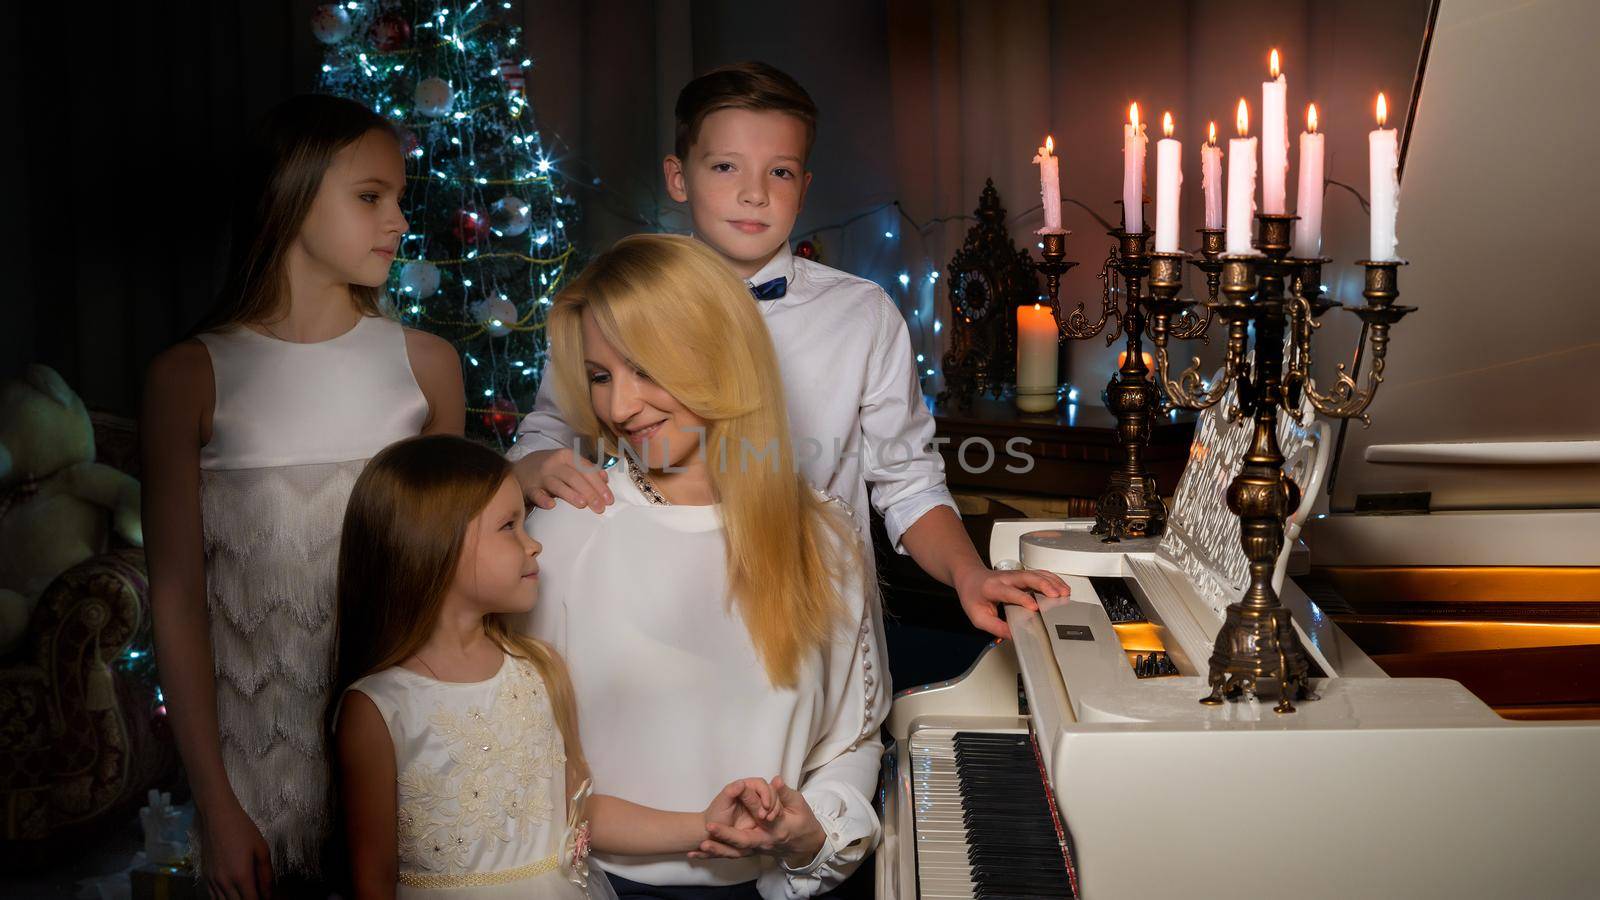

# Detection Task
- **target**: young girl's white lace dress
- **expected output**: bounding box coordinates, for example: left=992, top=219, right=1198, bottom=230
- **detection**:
left=195, top=314, right=428, bottom=872
left=344, top=652, right=615, bottom=898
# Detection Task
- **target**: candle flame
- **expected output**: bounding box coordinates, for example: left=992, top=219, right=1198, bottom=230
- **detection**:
left=1236, top=99, right=1249, bottom=137
left=1307, top=103, right=1318, bottom=133
left=1129, top=102, right=1140, bottom=130
left=1162, top=111, right=1173, bottom=138
left=1045, top=135, right=1054, bottom=154
left=1270, top=48, right=1280, bottom=79
left=1376, top=92, right=1388, bottom=127
left=1034, top=302, right=1042, bottom=311
left=1208, top=121, right=1217, bottom=145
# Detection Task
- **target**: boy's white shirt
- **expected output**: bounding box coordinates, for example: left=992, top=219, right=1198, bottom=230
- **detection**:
left=508, top=240, right=958, bottom=553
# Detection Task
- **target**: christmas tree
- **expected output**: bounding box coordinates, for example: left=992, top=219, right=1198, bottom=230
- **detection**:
left=313, top=0, right=580, bottom=445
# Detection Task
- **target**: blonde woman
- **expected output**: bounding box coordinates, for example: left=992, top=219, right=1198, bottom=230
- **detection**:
left=525, top=234, right=888, bottom=899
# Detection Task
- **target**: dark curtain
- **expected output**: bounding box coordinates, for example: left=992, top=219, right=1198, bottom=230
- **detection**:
left=3, top=0, right=1430, bottom=416
left=2, top=1, right=326, bottom=415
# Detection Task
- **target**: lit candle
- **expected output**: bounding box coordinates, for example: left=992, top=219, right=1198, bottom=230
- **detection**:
left=1262, top=49, right=1289, bottom=214
left=1202, top=122, right=1224, bottom=230
left=1369, top=92, right=1400, bottom=260
left=1123, top=102, right=1147, bottom=234
left=1292, top=104, right=1325, bottom=257
left=1016, top=303, right=1059, bottom=412
left=1154, top=112, right=1182, bottom=253
left=1226, top=99, right=1259, bottom=255
left=1034, top=135, right=1064, bottom=233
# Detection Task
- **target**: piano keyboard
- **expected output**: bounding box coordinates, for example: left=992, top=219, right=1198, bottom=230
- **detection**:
left=910, top=729, right=1078, bottom=898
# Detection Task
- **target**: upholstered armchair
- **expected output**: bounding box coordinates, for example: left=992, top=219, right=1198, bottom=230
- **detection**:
left=0, top=414, right=178, bottom=859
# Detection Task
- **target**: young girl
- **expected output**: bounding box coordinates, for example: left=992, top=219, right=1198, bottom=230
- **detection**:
left=143, top=94, right=464, bottom=896
left=332, top=434, right=781, bottom=899
left=527, top=234, right=891, bottom=898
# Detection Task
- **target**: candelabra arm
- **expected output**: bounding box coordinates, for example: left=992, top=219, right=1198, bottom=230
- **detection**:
left=1151, top=341, right=1233, bottom=412
left=1299, top=259, right=1414, bottom=425
left=1058, top=250, right=1117, bottom=340
left=1169, top=300, right=1213, bottom=342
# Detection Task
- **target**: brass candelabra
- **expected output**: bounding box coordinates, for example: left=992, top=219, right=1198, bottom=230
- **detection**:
left=1144, top=212, right=1413, bottom=712
left=1033, top=210, right=1211, bottom=541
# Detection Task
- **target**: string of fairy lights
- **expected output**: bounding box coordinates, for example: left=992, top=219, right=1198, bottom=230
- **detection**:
left=315, top=0, right=578, bottom=444
left=312, top=0, right=1149, bottom=435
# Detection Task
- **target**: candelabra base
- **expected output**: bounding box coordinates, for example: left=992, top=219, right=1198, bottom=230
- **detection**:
left=1089, top=365, right=1166, bottom=542
left=1090, top=474, right=1166, bottom=542
left=1199, top=603, right=1317, bottom=714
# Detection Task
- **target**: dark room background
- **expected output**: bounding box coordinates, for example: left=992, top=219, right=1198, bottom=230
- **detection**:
left=1, top=0, right=1431, bottom=418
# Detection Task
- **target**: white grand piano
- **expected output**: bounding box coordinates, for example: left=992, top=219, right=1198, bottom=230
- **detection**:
left=876, top=1, right=1600, bottom=895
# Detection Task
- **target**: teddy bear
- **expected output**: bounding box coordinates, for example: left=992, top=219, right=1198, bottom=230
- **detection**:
left=0, top=365, right=143, bottom=656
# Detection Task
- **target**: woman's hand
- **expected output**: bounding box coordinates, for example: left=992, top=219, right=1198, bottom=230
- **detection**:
left=692, top=778, right=827, bottom=869
left=512, top=448, right=612, bottom=512
left=200, top=801, right=273, bottom=900
left=703, top=777, right=776, bottom=835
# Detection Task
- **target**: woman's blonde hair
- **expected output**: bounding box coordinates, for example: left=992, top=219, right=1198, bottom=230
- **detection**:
left=327, top=435, right=588, bottom=795
left=547, top=234, right=861, bottom=687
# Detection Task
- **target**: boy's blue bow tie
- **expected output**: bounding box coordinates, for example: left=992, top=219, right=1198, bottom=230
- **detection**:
left=749, top=276, right=788, bottom=301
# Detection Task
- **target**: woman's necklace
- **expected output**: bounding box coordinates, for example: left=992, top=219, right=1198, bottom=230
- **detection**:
left=623, top=454, right=671, bottom=506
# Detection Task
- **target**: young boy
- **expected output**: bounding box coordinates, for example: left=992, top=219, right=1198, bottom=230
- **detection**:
left=509, top=61, right=1066, bottom=639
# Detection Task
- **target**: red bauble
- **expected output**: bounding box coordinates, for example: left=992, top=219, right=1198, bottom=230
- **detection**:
left=481, top=398, right=521, bottom=438
left=369, top=13, right=412, bottom=51
left=795, top=239, right=819, bottom=261
left=453, top=206, right=488, bottom=244
left=395, top=125, right=420, bottom=157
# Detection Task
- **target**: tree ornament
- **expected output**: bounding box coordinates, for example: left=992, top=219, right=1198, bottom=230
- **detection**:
left=414, top=77, right=454, bottom=118
left=489, top=196, right=532, bottom=237
left=310, top=5, right=354, bottom=44
left=368, top=12, right=412, bottom=51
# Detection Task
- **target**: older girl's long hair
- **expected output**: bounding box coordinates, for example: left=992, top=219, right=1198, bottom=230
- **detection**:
left=546, top=234, right=862, bottom=688
left=326, top=435, right=588, bottom=793
left=196, top=94, right=395, bottom=333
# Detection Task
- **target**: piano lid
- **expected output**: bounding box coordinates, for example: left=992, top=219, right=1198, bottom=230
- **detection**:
left=1326, top=0, right=1600, bottom=513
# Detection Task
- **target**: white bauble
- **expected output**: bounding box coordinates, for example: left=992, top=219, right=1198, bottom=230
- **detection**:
left=414, top=78, right=454, bottom=118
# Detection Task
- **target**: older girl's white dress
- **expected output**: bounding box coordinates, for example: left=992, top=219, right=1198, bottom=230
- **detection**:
left=195, top=314, right=428, bottom=873
left=346, top=654, right=612, bottom=898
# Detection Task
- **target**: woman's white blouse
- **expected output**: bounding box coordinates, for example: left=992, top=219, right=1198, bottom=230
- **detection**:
left=524, top=464, right=891, bottom=898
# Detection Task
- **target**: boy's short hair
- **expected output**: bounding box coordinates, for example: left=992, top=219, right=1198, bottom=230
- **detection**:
left=674, top=61, right=818, bottom=163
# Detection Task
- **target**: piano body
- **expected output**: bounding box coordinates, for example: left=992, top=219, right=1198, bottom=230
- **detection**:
left=877, top=2, right=1600, bottom=894
left=879, top=383, right=1600, bottom=899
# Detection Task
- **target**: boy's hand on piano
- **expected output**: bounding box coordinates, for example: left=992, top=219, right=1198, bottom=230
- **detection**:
left=690, top=777, right=826, bottom=868
left=512, top=447, right=613, bottom=513
left=954, top=566, right=1071, bottom=640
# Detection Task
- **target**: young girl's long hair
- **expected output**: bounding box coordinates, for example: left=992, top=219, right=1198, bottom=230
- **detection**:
left=546, top=234, right=862, bottom=688
left=197, top=94, right=395, bottom=333
left=326, top=435, right=589, bottom=792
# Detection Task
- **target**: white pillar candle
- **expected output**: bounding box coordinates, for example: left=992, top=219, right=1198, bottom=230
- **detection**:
left=1016, top=303, right=1059, bottom=412
left=1226, top=99, right=1259, bottom=255
left=1123, top=102, right=1147, bottom=234
left=1202, top=122, right=1224, bottom=230
left=1262, top=49, right=1289, bottom=214
left=1034, top=135, right=1064, bottom=233
left=1369, top=92, right=1400, bottom=261
left=1292, top=104, right=1325, bottom=257
left=1154, top=112, right=1182, bottom=253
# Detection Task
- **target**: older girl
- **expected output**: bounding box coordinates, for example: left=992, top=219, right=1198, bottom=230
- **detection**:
left=142, top=95, right=463, bottom=896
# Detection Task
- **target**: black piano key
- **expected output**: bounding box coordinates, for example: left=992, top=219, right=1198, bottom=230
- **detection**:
left=936, top=731, right=1077, bottom=898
